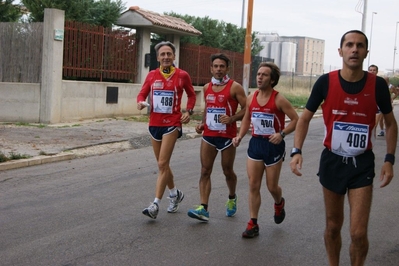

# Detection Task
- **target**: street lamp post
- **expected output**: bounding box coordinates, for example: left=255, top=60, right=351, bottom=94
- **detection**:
left=393, top=22, right=399, bottom=76
left=367, top=12, right=377, bottom=67
left=241, top=0, right=245, bottom=28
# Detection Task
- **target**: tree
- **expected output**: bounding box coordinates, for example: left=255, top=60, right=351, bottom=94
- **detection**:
left=86, top=0, right=124, bottom=28
left=163, top=12, right=263, bottom=56
left=21, top=0, right=125, bottom=27
left=0, top=0, right=22, bottom=22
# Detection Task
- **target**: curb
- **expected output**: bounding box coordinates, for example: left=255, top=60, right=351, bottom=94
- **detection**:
left=0, top=134, right=203, bottom=171
left=0, top=154, right=75, bottom=171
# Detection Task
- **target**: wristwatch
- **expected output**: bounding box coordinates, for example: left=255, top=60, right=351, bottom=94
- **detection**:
left=187, top=109, right=194, bottom=115
left=280, top=131, right=286, bottom=138
left=290, top=147, right=302, bottom=157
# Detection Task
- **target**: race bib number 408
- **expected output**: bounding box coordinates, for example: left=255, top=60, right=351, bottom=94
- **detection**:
left=331, top=121, right=369, bottom=156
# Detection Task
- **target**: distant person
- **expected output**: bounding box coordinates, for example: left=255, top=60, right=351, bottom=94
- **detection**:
left=367, top=64, right=378, bottom=75
left=137, top=41, right=196, bottom=219
left=232, top=62, right=298, bottom=238
left=290, top=30, right=397, bottom=265
left=368, top=64, right=383, bottom=137
left=187, top=53, right=246, bottom=222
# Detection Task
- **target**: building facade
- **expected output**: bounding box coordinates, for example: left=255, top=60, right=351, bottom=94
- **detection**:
left=256, top=32, right=325, bottom=76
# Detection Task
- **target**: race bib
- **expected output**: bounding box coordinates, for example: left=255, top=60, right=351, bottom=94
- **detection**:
left=153, top=90, right=174, bottom=114
left=251, top=112, right=275, bottom=135
left=331, top=121, right=369, bottom=156
left=206, top=107, right=226, bottom=131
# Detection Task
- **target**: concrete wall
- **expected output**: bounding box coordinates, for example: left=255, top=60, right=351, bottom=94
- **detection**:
left=0, top=80, right=203, bottom=123
left=61, top=81, right=140, bottom=121
left=60, top=81, right=203, bottom=122
left=0, top=83, right=41, bottom=122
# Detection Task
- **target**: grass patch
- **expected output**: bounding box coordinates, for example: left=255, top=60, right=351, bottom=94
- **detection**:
left=125, top=115, right=150, bottom=122
left=0, top=151, right=31, bottom=163
left=14, top=122, right=30, bottom=126
left=190, top=113, right=203, bottom=121
left=283, top=93, right=309, bottom=108
left=0, top=152, right=9, bottom=162
left=12, top=122, right=47, bottom=128
left=8, top=152, right=31, bottom=160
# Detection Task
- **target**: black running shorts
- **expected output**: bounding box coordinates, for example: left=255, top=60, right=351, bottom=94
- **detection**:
left=202, top=136, right=233, bottom=151
left=149, top=126, right=182, bottom=141
left=247, top=136, right=285, bottom=166
left=318, top=148, right=375, bottom=195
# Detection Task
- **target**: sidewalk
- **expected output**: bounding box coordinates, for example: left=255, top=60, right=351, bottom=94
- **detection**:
left=0, top=118, right=199, bottom=171
left=0, top=108, right=326, bottom=171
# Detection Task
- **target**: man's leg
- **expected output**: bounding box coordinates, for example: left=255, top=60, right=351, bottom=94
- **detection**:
left=265, top=160, right=286, bottom=223
left=199, top=140, right=218, bottom=205
left=378, top=115, right=385, bottom=135
left=247, top=159, right=265, bottom=219
left=152, top=130, right=179, bottom=199
left=220, top=144, right=237, bottom=197
left=348, top=186, right=372, bottom=266
left=241, top=158, right=264, bottom=238
left=322, top=187, right=345, bottom=266
left=221, top=144, right=238, bottom=216
left=265, top=159, right=283, bottom=203
left=374, top=113, right=381, bottom=137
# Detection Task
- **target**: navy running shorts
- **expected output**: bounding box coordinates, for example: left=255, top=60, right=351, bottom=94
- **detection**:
left=149, top=126, right=182, bottom=141
left=247, top=136, right=285, bottom=166
left=202, top=136, right=233, bottom=151
left=318, top=148, right=375, bottom=195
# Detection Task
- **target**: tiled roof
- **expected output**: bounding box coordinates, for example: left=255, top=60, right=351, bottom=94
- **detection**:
left=127, top=6, right=201, bottom=36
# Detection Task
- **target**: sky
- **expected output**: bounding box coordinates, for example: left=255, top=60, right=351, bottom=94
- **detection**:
left=123, top=0, right=399, bottom=74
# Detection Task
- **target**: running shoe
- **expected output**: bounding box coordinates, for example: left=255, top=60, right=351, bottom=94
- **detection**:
left=378, top=130, right=385, bottom=136
left=242, top=220, right=259, bottom=238
left=142, top=202, right=159, bottom=219
left=167, top=189, right=184, bottom=213
left=226, top=196, right=237, bottom=217
left=274, top=197, right=286, bottom=224
left=187, top=205, right=209, bottom=222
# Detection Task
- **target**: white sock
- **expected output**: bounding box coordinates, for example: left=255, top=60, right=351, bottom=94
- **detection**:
left=154, top=198, right=161, bottom=205
left=169, top=187, right=177, bottom=197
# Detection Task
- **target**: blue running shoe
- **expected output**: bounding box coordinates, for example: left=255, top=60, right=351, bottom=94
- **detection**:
left=226, top=196, right=237, bottom=217
left=187, top=205, right=209, bottom=222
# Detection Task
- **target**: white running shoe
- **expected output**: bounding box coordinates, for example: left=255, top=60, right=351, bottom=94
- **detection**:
left=142, top=202, right=159, bottom=219
left=167, top=189, right=184, bottom=213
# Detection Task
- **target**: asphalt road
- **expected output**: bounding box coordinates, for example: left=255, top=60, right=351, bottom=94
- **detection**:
left=1, top=111, right=399, bottom=266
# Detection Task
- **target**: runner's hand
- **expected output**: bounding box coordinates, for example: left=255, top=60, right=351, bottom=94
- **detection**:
left=290, top=155, right=303, bottom=176
left=379, top=162, right=394, bottom=188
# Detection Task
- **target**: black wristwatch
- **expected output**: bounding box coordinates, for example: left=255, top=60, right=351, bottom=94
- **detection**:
left=280, top=131, right=286, bottom=138
left=187, top=109, right=194, bottom=115
left=290, top=147, right=302, bottom=157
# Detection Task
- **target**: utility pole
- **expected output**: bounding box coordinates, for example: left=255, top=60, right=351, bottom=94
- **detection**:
left=361, top=0, right=367, bottom=32
left=367, top=11, right=377, bottom=67
left=241, top=0, right=245, bottom=28
left=242, top=0, right=254, bottom=95
left=393, top=22, right=399, bottom=76
left=355, top=0, right=367, bottom=32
